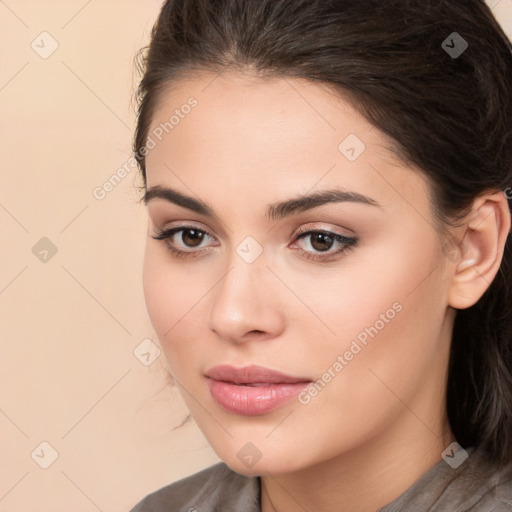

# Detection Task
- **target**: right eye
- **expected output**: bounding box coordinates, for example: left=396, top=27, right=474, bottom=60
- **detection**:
left=151, top=226, right=217, bottom=258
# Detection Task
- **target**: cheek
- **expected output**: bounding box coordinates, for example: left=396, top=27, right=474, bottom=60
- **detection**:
left=305, top=233, right=448, bottom=404
left=289, top=229, right=448, bottom=386
left=142, top=245, right=198, bottom=347
left=142, top=226, right=448, bottom=380
left=142, top=246, right=170, bottom=334
left=291, top=234, right=440, bottom=342
left=142, top=243, right=221, bottom=380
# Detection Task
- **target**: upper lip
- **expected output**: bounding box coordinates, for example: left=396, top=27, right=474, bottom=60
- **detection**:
left=205, top=364, right=311, bottom=385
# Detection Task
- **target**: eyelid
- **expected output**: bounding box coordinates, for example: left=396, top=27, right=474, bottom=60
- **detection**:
left=292, top=222, right=355, bottom=239
left=147, top=206, right=229, bottom=240
left=152, top=224, right=217, bottom=246
left=152, top=219, right=216, bottom=238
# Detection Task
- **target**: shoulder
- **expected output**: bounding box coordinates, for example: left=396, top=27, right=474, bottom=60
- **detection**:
left=128, top=462, right=260, bottom=512
left=436, top=448, right=512, bottom=511
left=379, top=447, right=512, bottom=512
left=466, top=464, right=512, bottom=511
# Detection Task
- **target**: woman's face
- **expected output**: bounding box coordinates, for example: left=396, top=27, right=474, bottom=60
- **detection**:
left=142, top=71, right=456, bottom=475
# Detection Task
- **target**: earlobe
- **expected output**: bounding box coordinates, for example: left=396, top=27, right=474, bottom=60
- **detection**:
left=447, top=191, right=511, bottom=310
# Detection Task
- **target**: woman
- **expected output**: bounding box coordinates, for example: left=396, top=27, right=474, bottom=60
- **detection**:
left=129, top=0, right=512, bottom=510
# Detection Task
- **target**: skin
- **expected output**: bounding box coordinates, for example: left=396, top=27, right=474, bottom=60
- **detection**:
left=141, top=70, right=510, bottom=512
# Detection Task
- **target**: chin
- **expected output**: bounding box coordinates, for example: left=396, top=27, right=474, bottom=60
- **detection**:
left=223, top=458, right=285, bottom=478
left=216, top=447, right=305, bottom=477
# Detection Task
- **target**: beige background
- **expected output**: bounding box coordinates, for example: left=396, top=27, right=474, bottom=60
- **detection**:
left=1, top=1, right=511, bottom=510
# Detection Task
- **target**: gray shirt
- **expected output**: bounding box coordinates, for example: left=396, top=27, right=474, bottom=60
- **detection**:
left=129, top=447, right=512, bottom=511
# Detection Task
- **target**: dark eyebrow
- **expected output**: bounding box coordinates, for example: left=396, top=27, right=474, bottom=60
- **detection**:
left=142, top=185, right=380, bottom=221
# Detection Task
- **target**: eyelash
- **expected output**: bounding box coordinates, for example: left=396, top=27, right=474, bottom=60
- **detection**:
left=151, top=225, right=357, bottom=262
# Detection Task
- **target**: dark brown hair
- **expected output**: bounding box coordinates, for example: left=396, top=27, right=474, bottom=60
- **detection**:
left=133, top=0, right=512, bottom=465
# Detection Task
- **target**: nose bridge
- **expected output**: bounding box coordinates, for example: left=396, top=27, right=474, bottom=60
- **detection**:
left=212, top=246, right=266, bottom=319
left=207, top=242, right=283, bottom=341
left=216, top=231, right=268, bottom=301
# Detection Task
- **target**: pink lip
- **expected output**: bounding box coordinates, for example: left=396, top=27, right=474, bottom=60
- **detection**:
left=205, top=365, right=311, bottom=416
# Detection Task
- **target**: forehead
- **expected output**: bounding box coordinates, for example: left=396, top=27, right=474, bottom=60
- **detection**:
left=144, top=70, right=431, bottom=218
left=147, top=70, right=384, bottom=159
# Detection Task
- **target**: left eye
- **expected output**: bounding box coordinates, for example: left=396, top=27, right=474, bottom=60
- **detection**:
left=292, top=229, right=357, bottom=261
left=151, top=226, right=357, bottom=261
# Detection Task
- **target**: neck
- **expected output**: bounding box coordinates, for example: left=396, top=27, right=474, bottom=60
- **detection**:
left=260, top=411, right=454, bottom=512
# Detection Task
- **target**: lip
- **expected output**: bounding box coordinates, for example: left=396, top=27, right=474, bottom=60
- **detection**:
left=205, top=365, right=312, bottom=416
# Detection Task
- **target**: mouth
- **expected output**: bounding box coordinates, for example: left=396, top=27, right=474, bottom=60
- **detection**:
left=204, top=364, right=312, bottom=416
left=204, top=364, right=311, bottom=385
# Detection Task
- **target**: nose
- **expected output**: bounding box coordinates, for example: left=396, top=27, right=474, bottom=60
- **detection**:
left=207, top=255, right=285, bottom=345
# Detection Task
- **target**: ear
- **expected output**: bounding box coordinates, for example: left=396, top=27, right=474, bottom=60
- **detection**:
left=447, top=190, right=511, bottom=310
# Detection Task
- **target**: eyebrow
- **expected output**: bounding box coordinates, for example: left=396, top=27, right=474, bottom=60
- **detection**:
left=142, top=184, right=380, bottom=221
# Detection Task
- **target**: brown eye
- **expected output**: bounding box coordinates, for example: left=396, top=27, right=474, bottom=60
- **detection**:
left=152, top=225, right=357, bottom=262
left=293, top=229, right=358, bottom=262
left=309, top=232, right=335, bottom=252
left=180, top=228, right=206, bottom=247
left=151, top=225, right=216, bottom=258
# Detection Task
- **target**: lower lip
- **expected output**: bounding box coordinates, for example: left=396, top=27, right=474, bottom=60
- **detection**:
left=207, top=379, right=310, bottom=415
